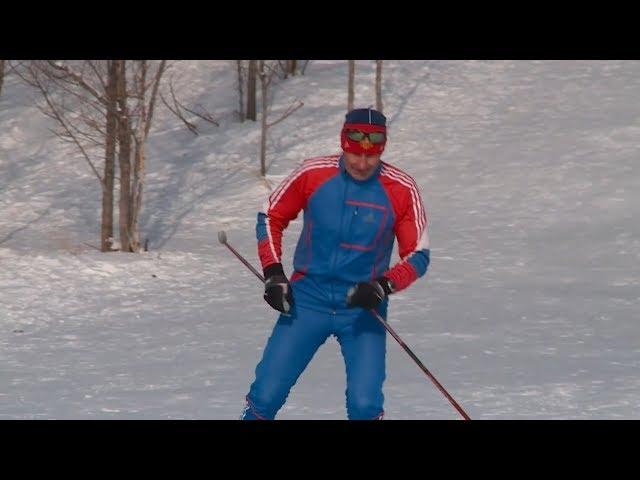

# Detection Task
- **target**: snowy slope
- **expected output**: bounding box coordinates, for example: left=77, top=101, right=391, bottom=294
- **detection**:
left=1, top=60, right=638, bottom=419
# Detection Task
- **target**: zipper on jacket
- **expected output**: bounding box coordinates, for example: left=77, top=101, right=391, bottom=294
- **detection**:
left=328, top=175, right=349, bottom=309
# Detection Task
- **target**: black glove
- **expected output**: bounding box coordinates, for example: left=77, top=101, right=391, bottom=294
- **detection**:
left=263, top=263, right=294, bottom=314
left=346, top=277, right=394, bottom=309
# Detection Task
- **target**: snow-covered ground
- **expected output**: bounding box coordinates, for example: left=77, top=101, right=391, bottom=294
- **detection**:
left=1, top=60, right=638, bottom=419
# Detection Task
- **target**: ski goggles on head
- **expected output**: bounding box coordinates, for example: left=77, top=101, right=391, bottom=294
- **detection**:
left=345, top=129, right=386, bottom=144
left=341, top=123, right=387, bottom=154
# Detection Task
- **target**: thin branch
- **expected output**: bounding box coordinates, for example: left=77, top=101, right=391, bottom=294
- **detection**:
left=35, top=64, right=107, bottom=122
left=38, top=82, right=103, bottom=183
left=48, top=77, right=106, bottom=119
left=258, top=61, right=279, bottom=88
left=181, top=103, right=219, bottom=127
left=10, top=62, right=42, bottom=88
left=64, top=119, right=104, bottom=147
left=6, top=60, right=27, bottom=76
left=83, top=242, right=102, bottom=251
left=86, top=60, right=108, bottom=93
left=267, top=100, right=304, bottom=128
left=44, top=61, right=107, bottom=106
left=72, top=112, right=107, bottom=143
left=25, top=64, right=103, bottom=182
left=159, top=79, right=198, bottom=135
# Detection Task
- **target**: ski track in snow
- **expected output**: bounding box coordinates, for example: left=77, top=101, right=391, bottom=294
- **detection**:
left=1, top=60, right=639, bottom=418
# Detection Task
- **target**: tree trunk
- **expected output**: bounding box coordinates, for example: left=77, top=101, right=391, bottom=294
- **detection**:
left=128, top=60, right=147, bottom=254
left=246, top=60, right=257, bottom=121
left=130, top=141, right=144, bottom=252
left=118, top=120, right=132, bottom=252
left=236, top=60, right=245, bottom=122
left=101, top=60, right=118, bottom=252
left=135, top=60, right=165, bottom=253
left=0, top=60, right=5, bottom=97
left=259, top=61, right=268, bottom=177
left=375, top=60, right=383, bottom=113
left=288, top=60, right=297, bottom=76
left=116, top=60, right=132, bottom=252
left=348, top=60, right=355, bottom=112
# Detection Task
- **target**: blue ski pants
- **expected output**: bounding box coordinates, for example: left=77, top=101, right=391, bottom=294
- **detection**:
left=241, top=304, right=387, bottom=420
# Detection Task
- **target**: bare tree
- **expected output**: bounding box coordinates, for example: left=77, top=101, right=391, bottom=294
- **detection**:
left=246, top=60, right=257, bottom=121
left=102, top=61, right=118, bottom=251
left=348, top=60, right=355, bottom=111
left=115, top=61, right=132, bottom=252
left=14, top=61, right=115, bottom=251
left=14, top=60, right=166, bottom=253
left=129, top=61, right=164, bottom=251
left=375, top=60, right=383, bottom=113
left=0, top=60, right=5, bottom=97
left=258, top=60, right=303, bottom=177
left=117, top=60, right=167, bottom=252
left=259, top=61, right=271, bottom=176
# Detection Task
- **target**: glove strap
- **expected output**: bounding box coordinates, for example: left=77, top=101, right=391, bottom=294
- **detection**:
left=376, top=276, right=395, bottom=296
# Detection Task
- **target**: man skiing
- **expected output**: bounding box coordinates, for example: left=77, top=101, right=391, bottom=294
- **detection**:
left=241, top=107, right=430, bottom=420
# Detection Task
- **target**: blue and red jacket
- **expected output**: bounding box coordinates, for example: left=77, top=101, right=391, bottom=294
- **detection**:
left=257, top=154, right=430, bottom=313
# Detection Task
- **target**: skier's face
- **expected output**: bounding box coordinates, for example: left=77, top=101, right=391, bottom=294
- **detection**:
left=344, top=152, right=381, bottom=181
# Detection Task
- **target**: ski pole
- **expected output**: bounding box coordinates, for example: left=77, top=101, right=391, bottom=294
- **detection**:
left=218, top=230, right=265, bottom=282
left=367, top=308, right=471, bottom=420
left=217, top=230, right=471, bottom=420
